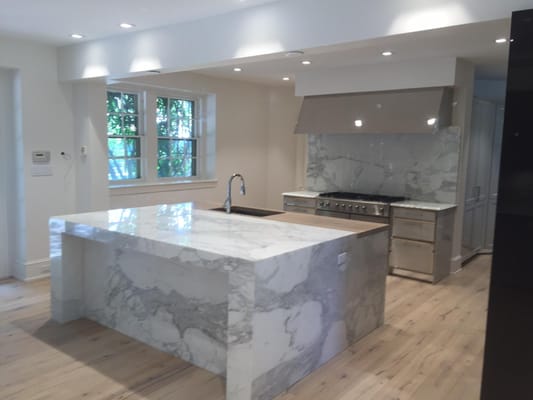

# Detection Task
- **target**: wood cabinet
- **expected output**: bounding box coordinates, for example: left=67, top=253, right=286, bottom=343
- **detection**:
left=390, top=206, right=455, bottom=284
left=282, top=195, right=317, bottom=214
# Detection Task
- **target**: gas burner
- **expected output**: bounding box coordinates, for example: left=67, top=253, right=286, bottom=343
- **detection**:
left=317, top=192, right=408, bottom=218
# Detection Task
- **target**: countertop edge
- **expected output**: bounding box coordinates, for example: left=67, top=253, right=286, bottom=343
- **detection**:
left=391, top=201, right=457, bottom=212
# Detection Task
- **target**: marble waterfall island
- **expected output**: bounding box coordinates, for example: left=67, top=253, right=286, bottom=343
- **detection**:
left=50, top=203, right=389, bottom=400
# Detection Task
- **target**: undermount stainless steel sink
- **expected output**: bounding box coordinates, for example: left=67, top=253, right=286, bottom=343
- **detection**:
left=210, top=206, right=285, bottom=217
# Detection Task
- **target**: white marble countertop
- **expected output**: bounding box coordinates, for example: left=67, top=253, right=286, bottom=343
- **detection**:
left=50, top=202, right=355, bottom=262
left=392, top=200, right=456, bottom=211
left=282, top=191, right=320, bottom=198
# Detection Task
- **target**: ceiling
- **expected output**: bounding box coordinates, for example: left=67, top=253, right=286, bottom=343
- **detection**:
left=0, top=1, right=511, bottom=85
left=196, top=18, right=512, bottom=86
left=0, top=0, right=281, bottom=45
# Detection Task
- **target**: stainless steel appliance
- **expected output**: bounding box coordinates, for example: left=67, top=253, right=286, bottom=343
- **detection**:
left=316, top=192, right=407, bottom=223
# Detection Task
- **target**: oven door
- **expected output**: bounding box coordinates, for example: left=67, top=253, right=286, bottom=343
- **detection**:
left=316, top=210, right=351, bottom=219
left=350, top=214, right=390, bottom=224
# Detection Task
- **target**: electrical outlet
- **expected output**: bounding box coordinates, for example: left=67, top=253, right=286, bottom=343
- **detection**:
left=337, top=252, right=347, bottom=265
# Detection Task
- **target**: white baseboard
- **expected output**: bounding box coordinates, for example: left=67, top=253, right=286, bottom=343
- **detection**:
left=24, top=258, right=51, bottom=281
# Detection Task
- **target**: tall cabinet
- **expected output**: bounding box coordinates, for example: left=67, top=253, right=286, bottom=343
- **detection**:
left=462, top=98, right=504, bottom=261
left=481, top=9, right=533, bottom=399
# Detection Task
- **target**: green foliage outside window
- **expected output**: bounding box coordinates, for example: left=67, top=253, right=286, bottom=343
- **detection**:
left=107, top=91, right=141, bottom=181
left=156, top=96, right=197, bottom=178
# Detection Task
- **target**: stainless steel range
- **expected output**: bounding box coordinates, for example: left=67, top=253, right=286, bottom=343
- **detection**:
left=316, top=192, right=407, bottom=223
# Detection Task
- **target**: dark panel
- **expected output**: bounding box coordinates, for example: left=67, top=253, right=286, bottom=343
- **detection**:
left=481, top=9, right=533, bottom=399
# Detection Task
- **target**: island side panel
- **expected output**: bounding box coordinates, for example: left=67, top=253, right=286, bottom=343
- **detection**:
left=250, top=230, right=389, bottom=400
left=50, top=232, right=85, bottom=323
left=81, top=238, right=231, bottom=376
left=345, top=230, right=390, bottom=339
left=226, top=261, right=256, bottom=400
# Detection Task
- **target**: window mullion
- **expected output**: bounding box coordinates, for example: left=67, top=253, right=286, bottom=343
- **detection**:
left=144, top=92, right=158, bottom=183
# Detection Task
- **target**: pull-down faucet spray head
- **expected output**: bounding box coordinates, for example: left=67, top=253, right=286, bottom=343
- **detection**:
left=224, top=173, right=246, bottom=213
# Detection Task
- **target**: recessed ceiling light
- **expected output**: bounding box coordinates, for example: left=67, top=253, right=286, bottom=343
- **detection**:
left=282, top=76, right=290, bottom=81
left=354, top=119, right=363, bottom=128
left=382, top=51, right=393, bottom=56
left=120, top=23, right=135, bottom=29
left=301, top=60, right=312, bottom=65
left=427, top=118, right=437, bottom=126
left=495, top=38, right=507, bottom=44
left=71, top=33, right=84, bottom=39
left=285, top=50, right=305, bottom=57
left=233, top=67, right=243, bottom=72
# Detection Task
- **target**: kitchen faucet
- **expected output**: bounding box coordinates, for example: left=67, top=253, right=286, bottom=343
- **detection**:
left=224, top=173, right=246, bottom=213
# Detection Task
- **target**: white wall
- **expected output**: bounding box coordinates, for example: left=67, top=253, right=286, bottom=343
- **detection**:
left=72, top=81, right=110, bottom=213
left=0, top=68, right=15, bottom=279
left=266, top=89, right=303, bottom=209
left=0, top=36, right=75, bottom=280
left=107, top=72, right=301, bottom=211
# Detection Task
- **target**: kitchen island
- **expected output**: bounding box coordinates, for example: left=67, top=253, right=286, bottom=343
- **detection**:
left=50, top=202, right=389, bottom=400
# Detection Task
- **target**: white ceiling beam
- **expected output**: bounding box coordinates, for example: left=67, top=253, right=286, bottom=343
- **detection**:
left=58, top=0, right=531, bottom=81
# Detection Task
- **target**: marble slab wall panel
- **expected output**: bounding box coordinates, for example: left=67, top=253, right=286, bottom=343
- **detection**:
left=50, top=233, right=85, bottom=323
left=307, top=127, right=461, bottom=203
left=250, top=230, right=389, bottom=400
left=81, top=239, right=232, bottom=376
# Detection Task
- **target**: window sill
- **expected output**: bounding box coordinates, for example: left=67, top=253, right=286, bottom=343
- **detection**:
left=110, top=179, right=218, bottom=196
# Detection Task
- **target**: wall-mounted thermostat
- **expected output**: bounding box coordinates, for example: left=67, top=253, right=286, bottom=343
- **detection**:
left=32, top=150, right=51, bottom=164
left=31, top=150, right=52, bottom=176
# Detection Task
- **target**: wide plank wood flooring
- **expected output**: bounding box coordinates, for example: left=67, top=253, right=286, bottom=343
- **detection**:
left=0, top=255, right=491, bottom=400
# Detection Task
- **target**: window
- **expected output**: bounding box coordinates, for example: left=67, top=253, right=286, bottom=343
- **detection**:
left=156, top=96, right=197, bottom=178
left=106, top=85, right=214, bottom=188
left=106, top=91, right=142, bottom=181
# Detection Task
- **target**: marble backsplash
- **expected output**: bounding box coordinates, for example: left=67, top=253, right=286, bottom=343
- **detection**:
left=306, top=127, right=461, bottom=204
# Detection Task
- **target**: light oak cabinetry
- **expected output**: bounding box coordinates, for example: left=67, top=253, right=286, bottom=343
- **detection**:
left=282, top=192, right=318, bottom=215
left=390, top=204, right=456, bottom=284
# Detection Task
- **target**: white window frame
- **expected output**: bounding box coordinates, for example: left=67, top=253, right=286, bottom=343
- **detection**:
left=106, top=89, right=145, bottom=184
left=107, top=84, right=215, bottom=191
left=154, top=91, right=202, bottom=182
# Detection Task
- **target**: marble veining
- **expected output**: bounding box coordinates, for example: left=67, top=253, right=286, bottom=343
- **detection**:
left=51, top=202, right=389, bottom=400
left=51, top=203, right=353, bottom=263
left=307, top=127, right=461, bottom=203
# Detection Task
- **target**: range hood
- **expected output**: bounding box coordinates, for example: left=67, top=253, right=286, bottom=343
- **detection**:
left=295, top=87, right=453, bottom=134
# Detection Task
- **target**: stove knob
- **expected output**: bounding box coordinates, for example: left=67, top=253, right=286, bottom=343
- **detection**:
left=361, top=205, right=367, bottom=212
left=319, top=201, right=324, bottom=207
left=354, top=205, right=360, bottom=209
left=379, top=207, right=385, bottom=213
left=335, top=203, right=340, bottom=208
left=348, top=204, right=353, bottom=209
left=340, top=203, right=345, bottom=208
left=325, top=202, right=330, bottom=207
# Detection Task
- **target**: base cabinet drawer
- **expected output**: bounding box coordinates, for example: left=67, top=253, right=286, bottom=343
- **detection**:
left=283, top=196, right=317, bottom=209
left=391, top=238, right=435, bottom=274
left=283, top=205, right=316, bottom=214
left=393, top=207, right=436, bottom=222
left=392, top=218, right=435, bottom=242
